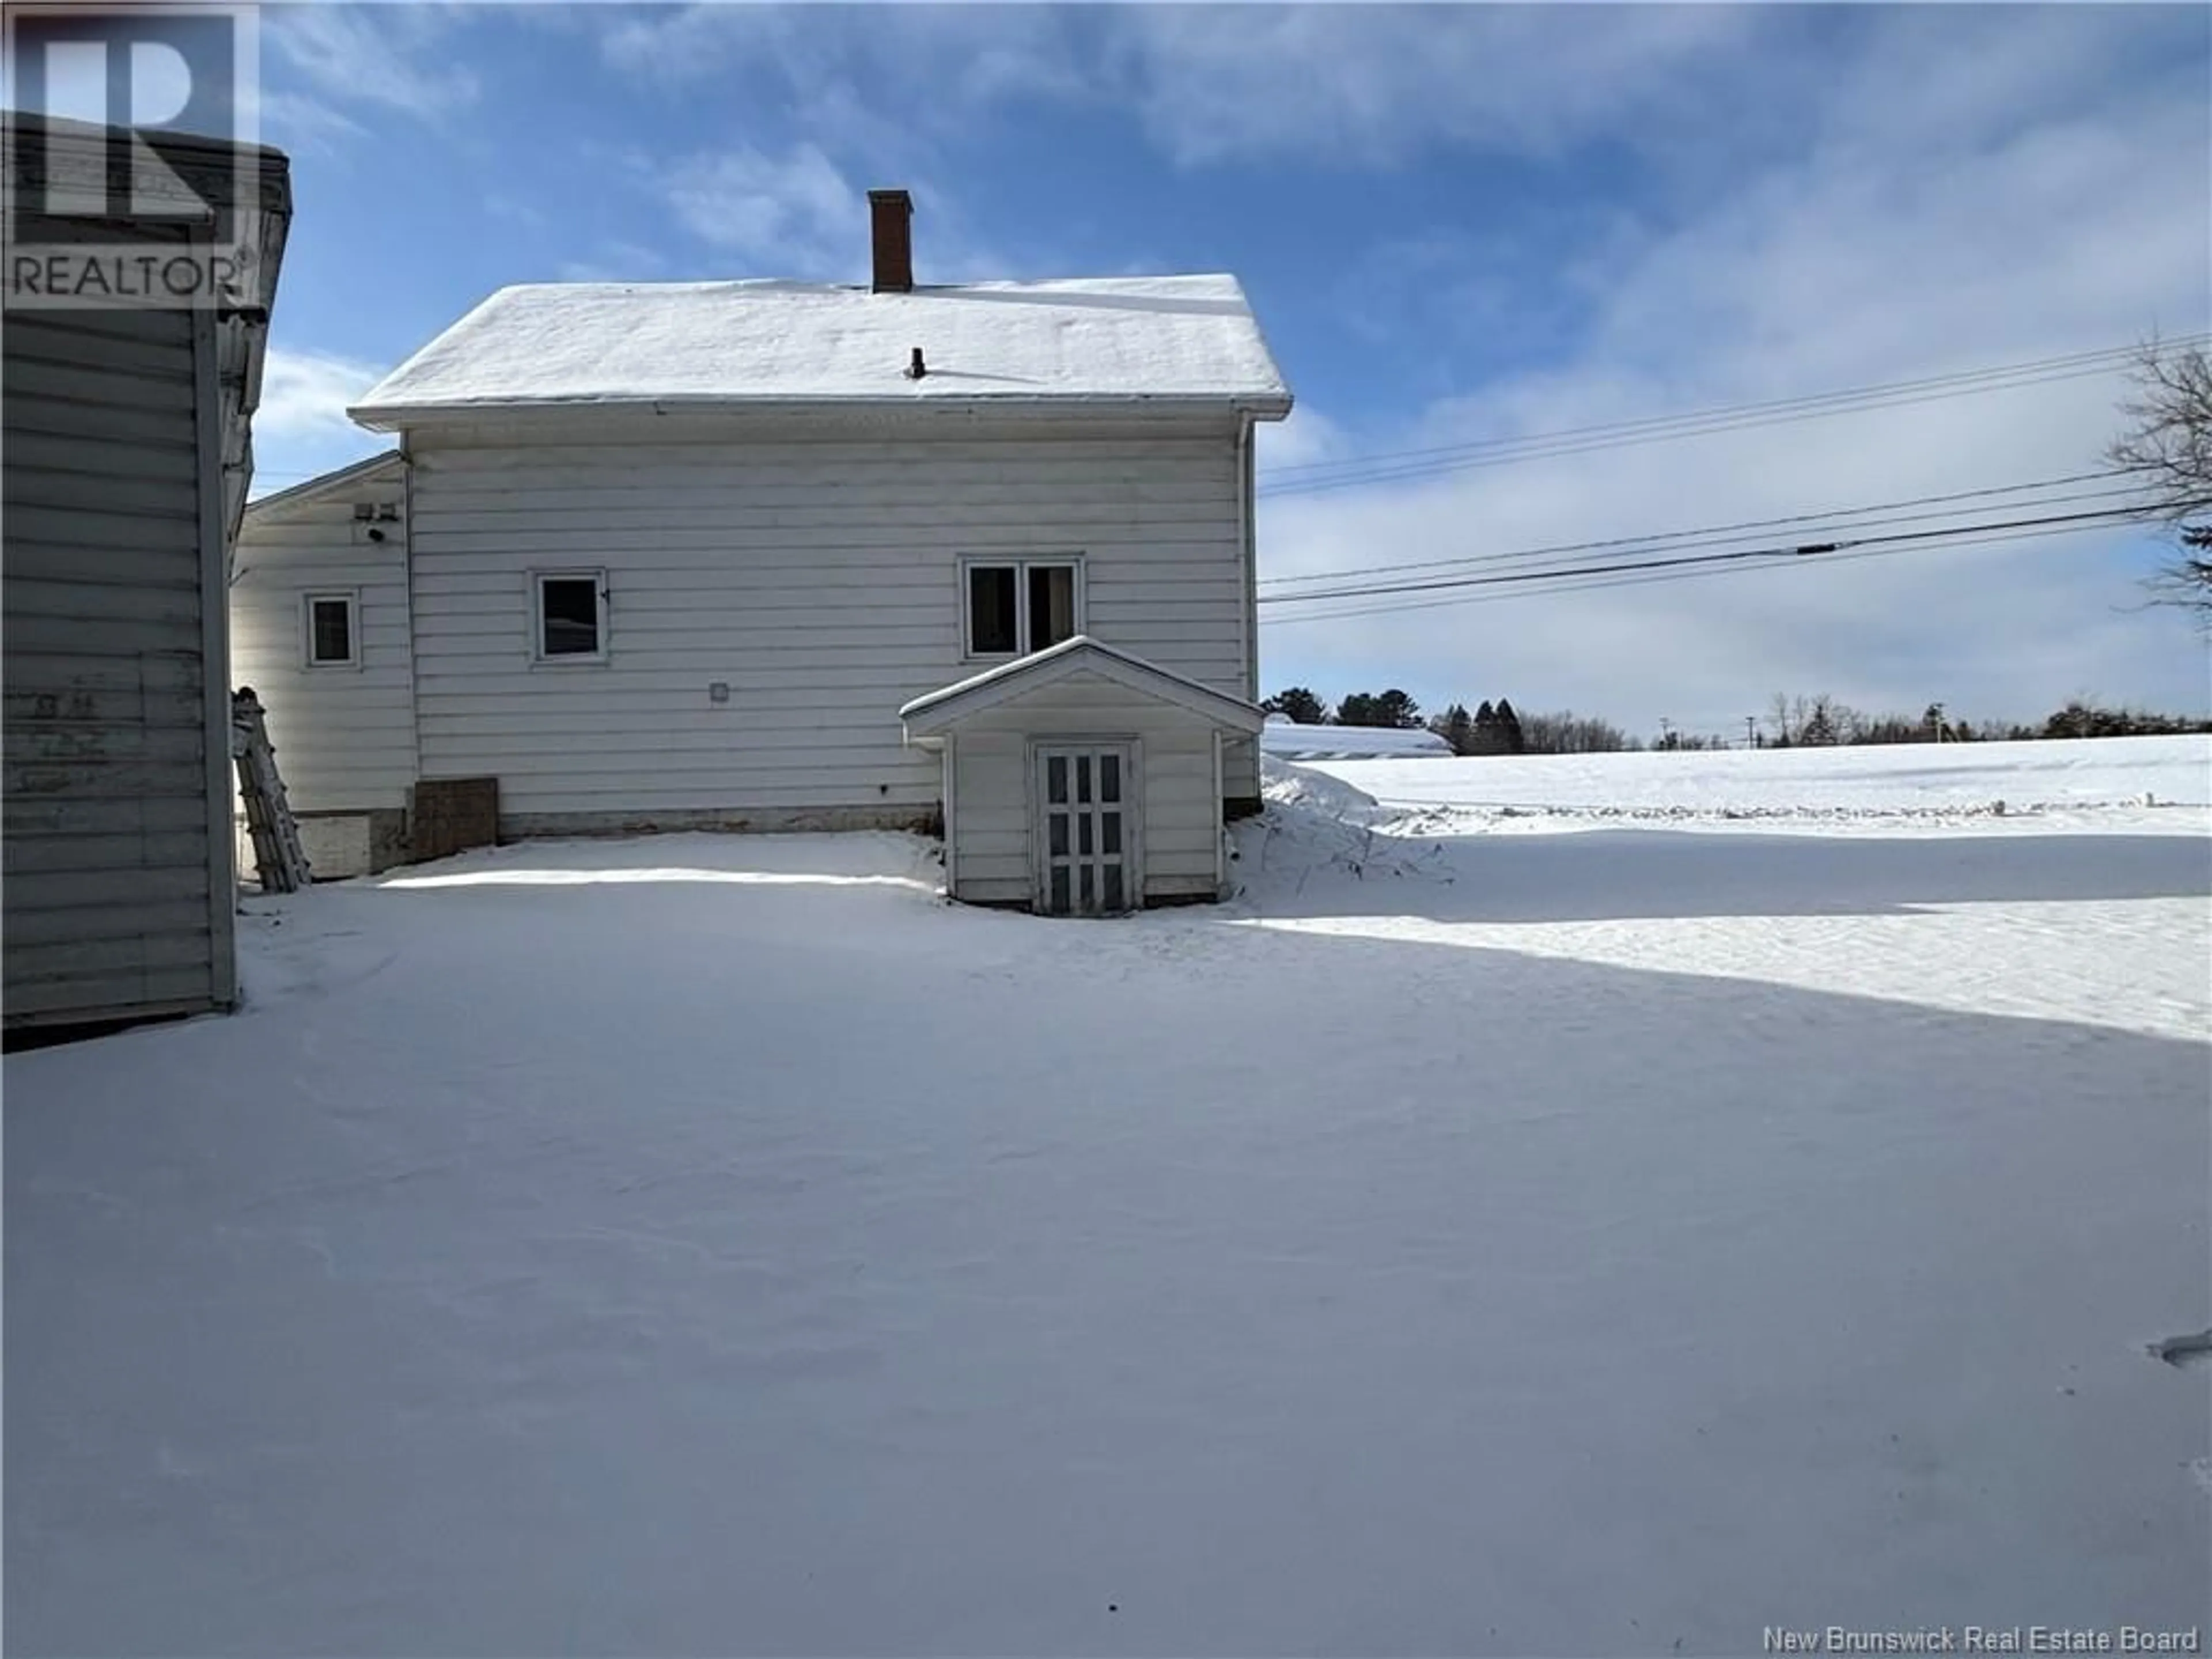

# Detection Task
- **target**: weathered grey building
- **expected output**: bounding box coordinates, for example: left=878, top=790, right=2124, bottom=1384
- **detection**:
left=3, top=114, right=292, bottom=1035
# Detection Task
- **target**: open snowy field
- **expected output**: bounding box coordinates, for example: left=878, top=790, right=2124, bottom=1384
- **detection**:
left=1314, top=733, right=2211, bottom=830
left=6, top=740, right=2208, bottom=1657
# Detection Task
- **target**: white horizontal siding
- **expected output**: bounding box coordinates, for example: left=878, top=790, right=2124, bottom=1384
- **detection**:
left=231, top=464, right=416, bottom=810
left=2, top=307, right=222, bottom=1022
left=406, top=429, right=1249, bottom=820
left=945, top=672, right=1223, bottom=905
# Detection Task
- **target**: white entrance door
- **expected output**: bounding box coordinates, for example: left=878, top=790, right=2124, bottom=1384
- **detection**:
left=1035, top=744, right=1137, bottom=916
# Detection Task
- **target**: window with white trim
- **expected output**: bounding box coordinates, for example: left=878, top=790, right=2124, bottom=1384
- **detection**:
left=303, top=592, right=358, bottom=668
left=965, top=557, right=1080, bottom=658
left=533, top=571, right=608, bottom=662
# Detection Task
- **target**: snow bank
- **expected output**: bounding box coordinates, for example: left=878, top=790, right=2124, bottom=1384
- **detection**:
left=1259, top=721, right=1454, bottom=760
left=1259, top=751, right=1385, bottom=821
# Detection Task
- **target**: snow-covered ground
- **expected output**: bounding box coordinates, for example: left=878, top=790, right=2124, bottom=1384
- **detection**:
left=1314, top=733, right=2211, bottom=828
left=6, top=740, right=2208, bottom=1656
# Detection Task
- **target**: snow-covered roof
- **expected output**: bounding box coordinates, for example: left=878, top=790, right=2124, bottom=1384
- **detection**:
left=349, top=276, right=1293, bottom=427
left=1259, top=724, right=1455, bottom=762
left=900, top=635, right=1264, bottom=738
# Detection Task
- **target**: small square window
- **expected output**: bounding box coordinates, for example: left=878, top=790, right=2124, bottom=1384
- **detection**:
left=964, top=558, right=1080, bottom=658
left=535, top=574, right=605, bottom=661
left=304, top=594, right=357, bottom=667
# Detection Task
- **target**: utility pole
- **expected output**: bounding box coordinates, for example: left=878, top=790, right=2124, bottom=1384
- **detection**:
left=1745, top=715, right=1758, bottom=750
left=1658, top=717, right=1673, bottom=749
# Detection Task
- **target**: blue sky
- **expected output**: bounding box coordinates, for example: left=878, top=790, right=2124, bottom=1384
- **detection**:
left=252, top=2, right=2212, bottom=736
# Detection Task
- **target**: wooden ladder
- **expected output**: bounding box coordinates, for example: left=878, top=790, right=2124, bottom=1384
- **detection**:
left=231, top=688, right=312, bottom=893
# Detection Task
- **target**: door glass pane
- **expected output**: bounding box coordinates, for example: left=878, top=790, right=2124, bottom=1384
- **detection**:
left=969, top=566, right=1018, bottom=654
left=1078, top=865, right=1094, bottom=911
left=1048, top=813, right=1068, bottom=857
left=1028, top=564, right=1077, bottom=649
left=1078, top=813, right=1093, bottom=856
left=1101, top=811, right=1121, bottom=855
left=1046, top=755, right=1067, bottom=805
left=1049, top=866, right=1070, bottom=912
left=1099, top=752, right=1120, bottom=803
left=1075, top=755, right=1091, bottom=805
left=540, top=578, right=600, bottom=656
left=1102, top=865, right=1124, bottom=911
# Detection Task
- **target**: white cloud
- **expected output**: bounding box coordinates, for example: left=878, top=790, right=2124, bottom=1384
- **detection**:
left=240, top=88, right=366, bottom=156
left=1254, top=11, right=2212, bottom=729
left=645, top=142, right=1031, bottom=287
left=1109, top=5, right=1770, bottom=168
left=1257, top=406, right=1349, bottom=474
left=597, top=6, right=1773, bottom=173
left=256, top=346, right=384, bottom=441
left=264, top=3, right=480, bottom=125
left=600, top=7, right=1087, bottom=283
left=248, top=346, right=392, bottom=502
left=601, top=5, right=1085, bottom=124
left=662, top=143, right=861, bottom=278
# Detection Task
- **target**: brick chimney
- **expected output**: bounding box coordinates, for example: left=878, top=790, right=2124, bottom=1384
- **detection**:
left=868, top=189, right=913, bottom=293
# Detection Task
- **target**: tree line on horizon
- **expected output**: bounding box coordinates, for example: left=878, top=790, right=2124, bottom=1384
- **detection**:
left=1260, top=685, right=2211, bottom=756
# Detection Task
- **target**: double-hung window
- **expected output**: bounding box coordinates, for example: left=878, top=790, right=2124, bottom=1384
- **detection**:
left=533, top=571, right=608, bottom=662
left=303, top=592, right=359, bottom=668
left=964, top=556, right=1081, bottom=659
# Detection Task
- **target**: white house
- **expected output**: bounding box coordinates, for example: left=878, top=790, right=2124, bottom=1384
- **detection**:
left=3, top=114, right=292, bottom=1036
left=229, top=191, right=1292, bottom=913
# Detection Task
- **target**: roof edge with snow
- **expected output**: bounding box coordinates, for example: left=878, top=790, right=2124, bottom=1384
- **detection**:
left=343, top=274, right=1293, bottom=430
left=899, top=636, right=1265, bottom=738
left=347, top=390, right=1291, bottom=431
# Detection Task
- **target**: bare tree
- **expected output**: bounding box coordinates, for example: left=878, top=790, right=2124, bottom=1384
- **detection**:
left=2108, top=340, right=2212, bottom=619
left=1767, top=692, right=1797, bottom=747
left=1519, top=710, right=1634, bottom=754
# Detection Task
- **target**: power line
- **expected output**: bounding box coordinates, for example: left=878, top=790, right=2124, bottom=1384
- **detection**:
left=1260, top=503, right=2169, bottom=607
left=1259, top=359, right=2157, bottom=497
left=1256, top=503, right=2184, bottom=623
left=1257, top=469, right=2145, bottom=589
left=1284, top=483, right=2153, bottom=594
left=1266, top=518, right=2152, bottom=628
left=1256, top=336, right=2206, bottom=499
left=1259, top=338, right=2200, bottom=482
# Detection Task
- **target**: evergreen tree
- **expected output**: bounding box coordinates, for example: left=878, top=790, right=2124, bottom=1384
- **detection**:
left=1373, top=689, right=1422, bottom=729
left=1471, top=700, right=1501, bottom=755
left=1494, top=698, right=1525, bottom=754
left=1261, top=687, right=1329, bottom=725
left=1433, top=702, right=1474, bottom=756
left=1336, top=690, right=1423, bottom=729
